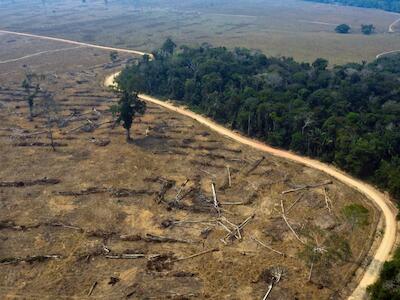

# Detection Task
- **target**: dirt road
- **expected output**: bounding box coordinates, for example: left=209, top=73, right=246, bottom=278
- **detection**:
left=0, top=29, right=149, bottom=57
left=105, top=72, right=397, bottom=300
left=376, top=49, right=400, bottom=59
left=389, top=16, right=400, bottom=33
left=0, top=29, right=396, bottom=299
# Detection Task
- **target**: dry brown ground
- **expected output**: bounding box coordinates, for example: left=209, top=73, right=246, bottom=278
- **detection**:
left=0, top=35, right=380, bottom=299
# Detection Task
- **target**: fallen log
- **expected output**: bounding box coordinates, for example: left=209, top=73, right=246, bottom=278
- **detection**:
left=0, top=178, right=60, bottom=187
left=171, top=248, right=219, bottom=262
left=88, top=281, right=97, bottom=296
left=14, top=142, right=67, bottom=147
left=251, top=236, right=286, bottom=257
left=245, top=156, right=265, bottom=175
left=0, top=254, right=62, bottom=265
left=281, top=180, right=332, bottom=195
left=105, top=254, right=145, bottom=259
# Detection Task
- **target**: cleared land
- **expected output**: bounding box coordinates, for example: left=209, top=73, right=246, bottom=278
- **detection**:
left=0, top=34, right=383, bottom=299
left=1, top=0, right=400, bottom=64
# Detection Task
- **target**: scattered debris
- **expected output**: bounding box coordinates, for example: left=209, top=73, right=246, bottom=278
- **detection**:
left=108, top=277, right=120, bottom=286
left=221, top=214, right=255, bottom=244
left=147, top=253, right=175, bottom=271
left=90, top=137, right=110, bottom=147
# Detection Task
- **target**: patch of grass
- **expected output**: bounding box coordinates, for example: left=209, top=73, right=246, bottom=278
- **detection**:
left=342, top=204, right=369, bottom=228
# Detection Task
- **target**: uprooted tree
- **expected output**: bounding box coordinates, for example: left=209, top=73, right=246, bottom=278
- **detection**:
left=110, top=90, right=146, bottom=141
left=299, top=233, right=352, bottom=284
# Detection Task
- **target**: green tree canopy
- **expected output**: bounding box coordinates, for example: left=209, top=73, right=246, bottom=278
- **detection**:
left=335, top=24, right=351, bottom=34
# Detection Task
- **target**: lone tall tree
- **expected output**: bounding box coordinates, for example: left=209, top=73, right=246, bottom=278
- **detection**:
left=111, top=90, right=146, bottom=141
left=21, top=73, right=43, bottom=121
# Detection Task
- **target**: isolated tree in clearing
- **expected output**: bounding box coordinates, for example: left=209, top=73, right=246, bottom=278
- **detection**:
left=335, top=24, right=351, bottom=34
left=21, top=72, right=44, bottom=121
left=361, top=24, right=375, bottom=35
left=111, top=90, right=146, bottom=142
left=110, top=51, right=119, bottom=63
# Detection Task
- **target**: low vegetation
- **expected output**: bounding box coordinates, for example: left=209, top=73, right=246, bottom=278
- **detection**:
left=117, top=40, right=400, bottom=203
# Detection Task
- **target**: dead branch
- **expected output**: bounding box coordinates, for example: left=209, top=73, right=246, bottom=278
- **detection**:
left=15, top=130, right=48, bottom=138
left=280, top=198, right=305, bottom=244
left=286, top=194, right=304, bottom=214
left=45, top=222, right=83, bottom=232
left=88, top=281, right=97, bottom=296
left=281, top=180, right=332, bottom=195
left=172, top=248, right=219, bottom=262
left=227, top=166, right=232, bottom=187
left=211, top=182, right=221, bottom=216
left=220, top=201, right=246, bottom=206
left=175, top=178, right=190, bottom=202
left=143, top=234, right=198, bottom=244
left=245, top=156, right=265, bottom=175
left=251, top=236, right=286, bottom=257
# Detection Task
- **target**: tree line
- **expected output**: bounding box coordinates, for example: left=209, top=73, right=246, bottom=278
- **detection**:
left=116, top=39, right=400, bottom=204
left=305, top=0, right=400, bottom=13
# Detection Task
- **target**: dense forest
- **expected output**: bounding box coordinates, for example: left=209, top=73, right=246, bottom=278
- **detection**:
left=368, top=247, right=400, bottom=299
left=117, top=40, right=400, bottom=204
left=305, top=0, right=400, bottom=13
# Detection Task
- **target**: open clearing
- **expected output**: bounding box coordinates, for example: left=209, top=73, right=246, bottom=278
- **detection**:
left=0, top=33, right=385, bottom=299
left=1, top=0, right=400, bottom=64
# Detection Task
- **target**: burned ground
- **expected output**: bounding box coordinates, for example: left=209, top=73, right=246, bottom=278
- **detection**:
left=0, top=35, right=380, bottom=299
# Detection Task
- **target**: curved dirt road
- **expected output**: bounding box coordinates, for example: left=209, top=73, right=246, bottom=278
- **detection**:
left=389, top=16, right=400, bottom=33
left=0, top=29, right=396, bottom=299
left=376, top=49, right=400, bottom=59
left=105, top=73, right=397, bottom=300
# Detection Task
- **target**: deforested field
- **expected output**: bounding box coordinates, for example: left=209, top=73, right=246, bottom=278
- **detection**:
left=0, top=32, right=381, bottom=299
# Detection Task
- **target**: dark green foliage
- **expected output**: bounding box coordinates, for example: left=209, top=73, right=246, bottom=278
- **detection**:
left=342, top=204, right=369, bottom=228
left=110, top=51, right=119, bottom=63
left=305, top=0, right=400, bottom=13
left=361, top=24, right=375, bottom=35
left=117, top=41, right=400, bottom=203
left=335, top=23, right=351, bottom=34
left=110, top=90, right=146, bottom=141
left=368, top=247, right=400, bottom=299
